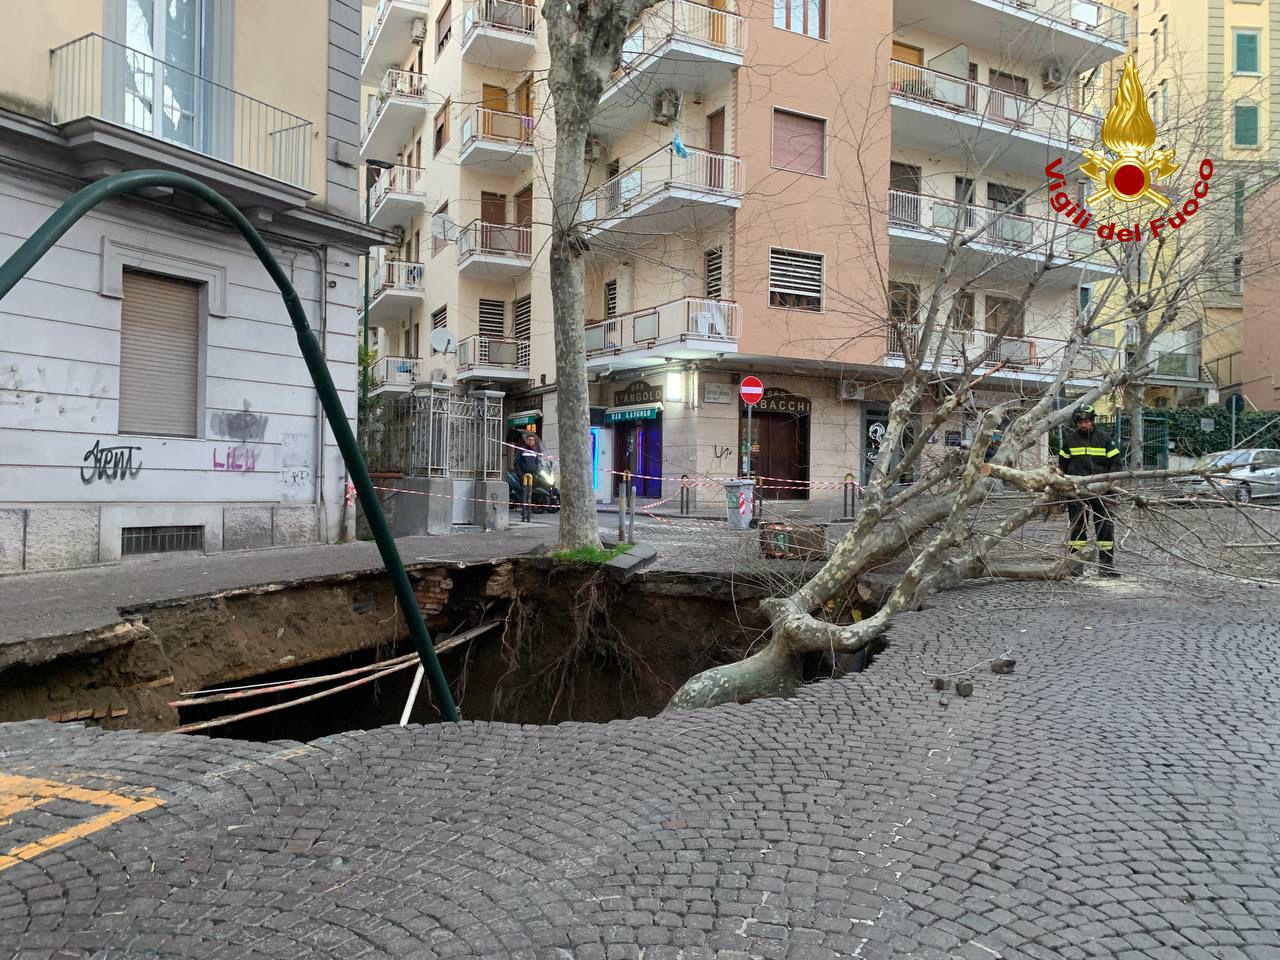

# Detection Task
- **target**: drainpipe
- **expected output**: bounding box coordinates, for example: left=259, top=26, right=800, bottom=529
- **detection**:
left=307, top=244, right=329, bottom=538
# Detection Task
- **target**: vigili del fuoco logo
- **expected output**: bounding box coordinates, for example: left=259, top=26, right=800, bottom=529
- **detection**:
left=1045, top=55, right=1213, bottom=243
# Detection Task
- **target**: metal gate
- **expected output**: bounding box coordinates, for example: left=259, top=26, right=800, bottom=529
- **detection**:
left=365, top=386, right=503, bottom=524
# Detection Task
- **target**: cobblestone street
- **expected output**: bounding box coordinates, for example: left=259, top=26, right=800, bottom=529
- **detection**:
left=2, top=570, right=1278, bottom=960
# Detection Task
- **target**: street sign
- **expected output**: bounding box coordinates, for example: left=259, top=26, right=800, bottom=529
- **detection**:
left=740, top=376, right=764, bottom=406
left=1227, top=393, right=1246, bottom=414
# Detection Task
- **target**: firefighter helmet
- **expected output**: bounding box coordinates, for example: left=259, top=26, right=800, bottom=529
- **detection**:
left=1072, top=404, right=1097, bottom=424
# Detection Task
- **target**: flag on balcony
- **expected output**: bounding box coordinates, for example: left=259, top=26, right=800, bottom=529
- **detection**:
left=673, top=130, right=689, bottom=159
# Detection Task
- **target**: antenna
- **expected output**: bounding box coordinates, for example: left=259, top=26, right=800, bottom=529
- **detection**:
left=430, top=327, right=457, bottom=355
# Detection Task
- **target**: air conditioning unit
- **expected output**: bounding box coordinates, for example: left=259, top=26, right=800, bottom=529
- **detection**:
left=584, top=138, right=606, bottom=163
left=1040, top=60, right=1068, bottom=91
left=411, top=19, right=427, bottom=44
left=838, top=380, right=865, bottom=402
left=653, top=91, right=680, bottom=125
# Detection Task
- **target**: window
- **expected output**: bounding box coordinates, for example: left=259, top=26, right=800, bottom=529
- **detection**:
left=1233, top=255, right=1244, bottom=293
left=705, top=247, right=723, bottom=300
left=1160, top=82, right=1168, bottom=124
left=888, top=281, right=919, bottom=324
left=774, top=0, right=826, bottom=40
left=984, top=294, right=1025, bottom=338
left=514, top=295, right=532, bottom=342
left=433, top=100, right=450, bottom=155
left=1161, top=15, right=1168, bottom=59
left=430, top=306, right=448, bottom=353
left=1077, top=284, right=1092, bottom=319
left=121, top=525, right=204, bottom=557
left=119, top=271, right=201, bottom=437
left=123, top=0, right=204, bottom=148
left=432, top=202, right=449, bottom=255
left=769, top=248, right=824, bottom=311
left=771, top=109, right=826, bottom=176
left=436, top=1, right=452, bottom=56
left=1234, top=29, right=1260, bottom=74
left=1234, top=101, right=1259, bottom=147
left=605, top=280, right=618, bottom=318
left=1150, top=29, right=1158, bottom=63
left=479, top=299, right=505, bottom=337
left=949, top=292, right=975, bottom=330
left=1235, top=180, right=1246, bottom=236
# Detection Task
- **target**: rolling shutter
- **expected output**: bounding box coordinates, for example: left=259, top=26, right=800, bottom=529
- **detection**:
left=768, top=248, right=824, bottom=312
left=772, top=109, right=825, bottom=175
left=479, top=298, right=506, bottom=336
left=513, top=295, right=532, bottom=341
left=119, top=271, right=200, bottom=437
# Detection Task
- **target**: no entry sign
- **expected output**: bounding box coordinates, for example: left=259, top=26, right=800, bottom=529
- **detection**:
left=740, top=376, right=764, bottom=405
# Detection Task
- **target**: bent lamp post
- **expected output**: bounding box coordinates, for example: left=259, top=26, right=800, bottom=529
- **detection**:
left=0, top=170, right=460, bottom=723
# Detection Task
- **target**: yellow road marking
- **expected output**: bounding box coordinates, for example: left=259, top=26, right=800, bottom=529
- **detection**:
left=0, top=773, right=164, bottom=873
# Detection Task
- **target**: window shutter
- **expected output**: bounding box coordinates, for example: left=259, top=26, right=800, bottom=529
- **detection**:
left=431, top=305, right=447, bottom=351
left=1235, top=104, right=1258, bottom=145
left=768, top=248, right=823, bottom=311
left=705, top=247, right=723, bottom=300
left=605, top=280, right=618, bottom=318
left=772, top=110, right=825, bottom=175
left=119, top=271, right=200, bottom=437
left=479, top=299, right=506, bottom=336
left=514, top=295, right=532, bottom=341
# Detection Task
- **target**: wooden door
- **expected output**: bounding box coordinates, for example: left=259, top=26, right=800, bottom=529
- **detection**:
left=482, top=84, right=507, bottom=137
left=709, top=0, right=727, bottom=46
left=515, top=184, right=533, bottom=226
left=481, top=191, right=507, bottom=253
left=707, top=108, right=726, bottom=189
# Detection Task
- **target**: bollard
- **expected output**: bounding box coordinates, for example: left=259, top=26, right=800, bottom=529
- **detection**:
left=680, top=474, right=690, bottom=517
left=618, top=471, right=629, bottom=543
left=753, top=475, right=763, bottom=523
left=522, top=472, right=533, bottom=523
left=627, top=484, right=636, bottom=544
left=842, top=473, right=857, bottom=520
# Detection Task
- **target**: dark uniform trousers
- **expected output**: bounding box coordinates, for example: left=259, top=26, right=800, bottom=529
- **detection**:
left=1067, top=496, right=1115, bottom=568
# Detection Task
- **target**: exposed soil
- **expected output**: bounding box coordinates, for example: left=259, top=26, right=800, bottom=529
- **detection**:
left=0, top=559, right=877, bottom=739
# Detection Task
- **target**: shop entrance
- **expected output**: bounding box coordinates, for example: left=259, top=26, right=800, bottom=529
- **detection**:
left=613, top=418, right=662, bottom=498
left=742, top=388, right=811, bottom=500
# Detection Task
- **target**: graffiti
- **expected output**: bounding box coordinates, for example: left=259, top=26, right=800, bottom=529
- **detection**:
left=81, top=440, right=142, bottom=484
left=713, top=445, right=733, bottom=461
left=866, top=422, right=887, bottom=464
left=209, top=402, right=268, bottom=442
left=213, top=445, right=259, bottom=473
left=282, top=468, right=311, bottom=487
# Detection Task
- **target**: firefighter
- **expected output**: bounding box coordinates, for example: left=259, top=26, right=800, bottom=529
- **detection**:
left=1057, top=404, right=1121, bottom=577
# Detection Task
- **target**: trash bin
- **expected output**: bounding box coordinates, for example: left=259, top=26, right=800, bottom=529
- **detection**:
left=723, top=479, right=755, bottom=530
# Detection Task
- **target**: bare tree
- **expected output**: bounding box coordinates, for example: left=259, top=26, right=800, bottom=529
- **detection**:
left=544, top=0, right=659, bottom=550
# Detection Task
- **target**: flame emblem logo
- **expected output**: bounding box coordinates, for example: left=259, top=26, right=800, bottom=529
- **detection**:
left=1080, top=56, right=1180, bottom=208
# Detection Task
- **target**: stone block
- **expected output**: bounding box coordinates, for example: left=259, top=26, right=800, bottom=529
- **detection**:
left=476, top=480, right=509, bottom=532
left=223, top=507, right=274, bottom=551
left=272, top=506, right=319, bottom=547
left=388, top=478, right=451, bottom=536
left=23, top=507, right=99, bottom=571
left=0, top=509, right=25, bottom=572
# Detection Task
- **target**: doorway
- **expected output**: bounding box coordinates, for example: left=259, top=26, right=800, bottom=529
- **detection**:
left=709, top=0, right=728, bottom=45
left=613, top=418, right=663, bottom=498
left=706, top=108, right=726, bottom=189
left=742, top=401, right=811, bottom=500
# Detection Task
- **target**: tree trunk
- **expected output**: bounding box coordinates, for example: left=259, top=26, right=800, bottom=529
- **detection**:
left=549, top=116, right=601, bottom=551
left=1124, top=383, right=1144, bottom=471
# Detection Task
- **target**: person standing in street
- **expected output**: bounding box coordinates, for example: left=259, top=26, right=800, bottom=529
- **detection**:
left=1056, top=404, right=1122, bottom=577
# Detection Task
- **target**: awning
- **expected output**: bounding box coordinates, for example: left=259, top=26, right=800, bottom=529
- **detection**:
left=606, top=402, right=664, bottom=424
left=507, top=410, right=542, bottom=427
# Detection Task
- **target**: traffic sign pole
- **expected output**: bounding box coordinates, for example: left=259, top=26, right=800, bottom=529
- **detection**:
left=739, top=376, right=764, bottom=477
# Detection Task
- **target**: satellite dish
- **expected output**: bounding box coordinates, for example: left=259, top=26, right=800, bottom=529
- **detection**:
left=430, top=327, right=457, bottom=355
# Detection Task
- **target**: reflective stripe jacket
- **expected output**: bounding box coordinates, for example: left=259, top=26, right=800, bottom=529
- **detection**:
left=1057, top=427, right=1120, bottom=476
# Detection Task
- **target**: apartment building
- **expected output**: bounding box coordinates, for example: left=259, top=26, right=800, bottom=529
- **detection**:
left=359, top=0, right=1129, bottom=510
left=0, top=1, right=382, bottom=572
left=1099, top=0, right=1279, bottom=406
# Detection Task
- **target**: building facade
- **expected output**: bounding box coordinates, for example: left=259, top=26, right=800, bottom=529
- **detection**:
left=359, top=0, right=1130, bottom=512
left=0, top=0, right=383, bottom=572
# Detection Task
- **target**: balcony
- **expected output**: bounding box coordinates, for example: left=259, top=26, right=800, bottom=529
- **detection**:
left=584, top=297, right=740, bottom=371
left=368, top=164, right=430, bottom=231
left=362, top=0, right=430, bottom=83
left=884, top=325, right=1119, bottom=381
left=889, top=61, right=1101, bottom=177
left=456, top=335, right=532, bottom=383
left=361, top=69, right=431, bottom=163
left=593, top=0, right=746, bottom=134
left=887, top=189, right=1114, bottom=287
left=894, top=0, right=1127, bottom=72
left=49, top=34, right=313, bottom=208
left=362, top=258, right=426, bottom=328
left=461, top=0, right=537, bottom=70
left=457, top=220, right=532, bottom=278
left=458, top=108, right=534, bottom=173
left=371, top=355, right=430, bottom=393
left=581, top=144, right=741, bottom=247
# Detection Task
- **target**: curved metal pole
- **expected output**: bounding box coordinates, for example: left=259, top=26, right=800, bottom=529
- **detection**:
left=0, top=170, right=460, bottom=722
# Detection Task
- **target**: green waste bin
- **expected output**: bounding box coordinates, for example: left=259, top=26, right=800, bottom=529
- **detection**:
left=724, top=479, right=755, bottom=530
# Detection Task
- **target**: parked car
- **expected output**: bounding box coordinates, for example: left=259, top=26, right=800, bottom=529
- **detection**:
left=1176, top=448, right=1280, bottom=503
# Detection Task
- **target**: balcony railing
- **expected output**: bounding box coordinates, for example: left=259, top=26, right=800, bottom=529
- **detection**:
left=464, top=0, right=537, bottom=37
left=370, top=164, right=429, bottom=210
left=363, top=0, right=430, bottom=64
left=888, top=189, right=1096, bottom=259
left=585, top=297, right=740, bottom=356
left=372, top=356, right=429, bottom=388
left=457, top=335, right=532, bottom=370
left=1017, top=0, right=1128, bottom=44
left=889, top=60, right=1100, bottom=148
left=886, top=324, right=1118, bottom=372
left=369, top=258, right=427, bottom=298
left=457, top=220, right=533, bottom=261
left=461, top=107, right=533, bottom=148
left=50, top=33, right=313, bottom=189
left=581, top=144, right=741, bottom=223
left=617, top=0, right=747, bottom=75
left=363, top=69, right=430, bottom=141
